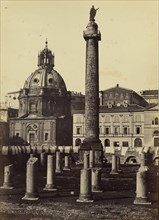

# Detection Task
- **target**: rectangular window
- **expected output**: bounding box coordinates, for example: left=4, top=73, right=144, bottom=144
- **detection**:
left=123, top=127, right=128, bottom=135
left=30, top=103, right=37, bottom=113
left=122, top=141, right=129, bottom=147
left=45, top=133, right=48, bottom=141
left=105, top=127, right=109, bottom=135
left=114, top=127, right=119, bottom=135
left=136, top=127, right=141, bottom=134
left=76, top=127, right=82, bottom=134
left=113, top=141, right=120, bottom=147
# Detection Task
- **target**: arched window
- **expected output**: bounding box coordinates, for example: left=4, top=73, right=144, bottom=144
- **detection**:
left=155, top=117, right=159, bottom=125
left=75, top=138, right=81, bottom=146
left=104, top=139, right=110, bottom=147
left=153, top=130, right=159, bottom=136
left=134, top=138, right=142, bottom=147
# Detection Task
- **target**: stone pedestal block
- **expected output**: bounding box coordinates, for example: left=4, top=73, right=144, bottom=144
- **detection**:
left=0, top=164, right=14, bottom=189
left=134, top=167, right=151, bottom=205
left=76, top=168, right=94, bottom=202
left=44, top=155, right=57, bottom=191
left=110, top=154, right=119, bottom=175
left=63, top=156, right=71, bottom=171
left=55, top=151, right=62, bottom=173
left=22, top=157, right=39, bottom=200
left=92, top=168, right=102, bottom=192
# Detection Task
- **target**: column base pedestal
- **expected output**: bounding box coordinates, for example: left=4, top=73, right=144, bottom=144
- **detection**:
left=118, top=169, right=123, bottom=173
left=43, top=184, right=57, bottom=191
left=0, top=185, right=14, bottom=190
left=63, top=167, right=71, bottom=171
left=92, top=186, right=103, bottom=192
left=134, top=197, right=151, bottom=205
left=55, top=170, right=62, bottom=173
left=22, top=192, right=39, bottom=201
left=110, top=170, right=119, bottom=175
left=76, top=194, right=94, bottom=203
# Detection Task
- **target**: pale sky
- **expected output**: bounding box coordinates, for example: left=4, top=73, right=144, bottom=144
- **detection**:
left=1, top=1, right=158, bottom=102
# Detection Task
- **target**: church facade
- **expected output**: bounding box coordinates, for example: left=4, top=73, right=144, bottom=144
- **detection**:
left=9, top=42, right=72, bottom=146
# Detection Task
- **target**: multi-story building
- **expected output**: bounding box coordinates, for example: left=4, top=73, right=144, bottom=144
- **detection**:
left=73, top=84, right=159, bottom=162
left=73, top=85, right=146, bottom=146
left=0, top=103, right=18, bottom=145
left=140, top=90, right=159, bottom=104
left=144, top=104, right=159, bottom=149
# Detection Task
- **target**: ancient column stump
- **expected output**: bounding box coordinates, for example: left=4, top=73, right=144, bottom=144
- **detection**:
left=44, top=155, right=57, bottom=191
left=134, top=167, right=151, bottom=205
left=92, top=168, right=102, bottom=192
left=117, top=156, right=122, bottom=173
left=76, top=168, right=94, bottom=202
left=22, top=157, right=39, bottom=200
left=84, top=151, right=89, bottom=169
left=55, top=151, right=62, bottom=173
left=110, top=154, right=119, bottom=175
left=40, top=152, right=46, bottom=167
left=0, top=164, right=14, bottom=189
left=63, top=155, right=71, bottom=171
left=89, top=150, right=94, bottom=168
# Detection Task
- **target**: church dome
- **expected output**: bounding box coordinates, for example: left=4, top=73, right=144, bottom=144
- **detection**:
left=23, top=68, right=67, bottom=96
left=23, top=41, right=67, bottom=96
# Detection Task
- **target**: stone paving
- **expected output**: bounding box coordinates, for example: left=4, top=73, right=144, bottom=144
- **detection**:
left=0, top=165, right=158, bottom=220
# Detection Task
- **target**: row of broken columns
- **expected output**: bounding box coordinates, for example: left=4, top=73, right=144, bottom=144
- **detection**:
left=77, top=151, right=102, bottom=202
left=77, top=152, right=122, bottom=202
left=0, top=151, right=71, bottom=200
left=0, top=151, right=157, bottom=204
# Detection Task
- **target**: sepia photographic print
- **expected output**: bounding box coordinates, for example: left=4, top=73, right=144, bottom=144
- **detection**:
left=0, top=1, right=159, bottom=219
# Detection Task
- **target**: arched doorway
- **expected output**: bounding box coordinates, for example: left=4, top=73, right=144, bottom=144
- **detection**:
left=125, top=156, right=137, bottom=164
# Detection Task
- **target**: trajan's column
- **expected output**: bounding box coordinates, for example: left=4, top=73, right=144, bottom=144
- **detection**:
left=82, top=6, right=103, bottom=163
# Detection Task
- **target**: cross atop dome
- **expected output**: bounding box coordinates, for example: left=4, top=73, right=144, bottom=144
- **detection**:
left=45, top=38, right=48, bottom=48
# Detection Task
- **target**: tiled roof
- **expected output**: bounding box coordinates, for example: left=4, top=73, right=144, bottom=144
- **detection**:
left=99, top=104, right=145, bottom=113
left=72, top=104, right=145, bottom=114
left=140, top=90, right=159, bottom=95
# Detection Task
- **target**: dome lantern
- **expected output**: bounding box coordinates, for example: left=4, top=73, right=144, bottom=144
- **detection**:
left=38, top=40, right=54, bottom=70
